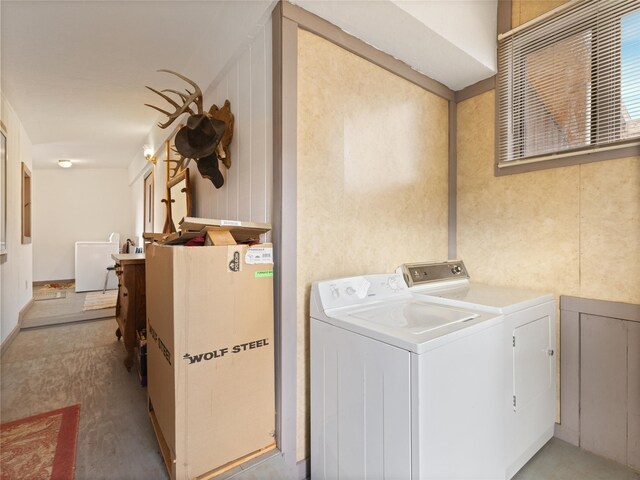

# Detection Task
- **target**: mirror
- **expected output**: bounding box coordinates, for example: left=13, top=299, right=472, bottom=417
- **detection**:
left=167, top=169, right=191, bottom=232
left=143, top=168, right=154, bottom=235
left=21, top=162, right=32, bottom=244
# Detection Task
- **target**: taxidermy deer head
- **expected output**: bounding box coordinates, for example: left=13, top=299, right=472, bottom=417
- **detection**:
left=145, top=70, right=234, bottom=189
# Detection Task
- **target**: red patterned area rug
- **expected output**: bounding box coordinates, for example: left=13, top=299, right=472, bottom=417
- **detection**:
left=0, top=404, right=80, bottom=480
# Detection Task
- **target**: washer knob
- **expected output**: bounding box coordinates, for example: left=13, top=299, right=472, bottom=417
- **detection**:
left=451, top=265, right=462, bottom=274
left=345, top=286, right=356, bottom=296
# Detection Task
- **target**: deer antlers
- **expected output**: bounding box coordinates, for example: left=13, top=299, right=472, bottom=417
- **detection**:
left=145, top=70, right=203, bottom=129
left=144, top=70, right=235, bottom=190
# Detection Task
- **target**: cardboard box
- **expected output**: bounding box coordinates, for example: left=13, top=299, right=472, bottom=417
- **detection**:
left=146, top=242, right=275, bottom=480
left=180, top=217, right=271, bottom=243
left=160, top=217, right=270, bottom=246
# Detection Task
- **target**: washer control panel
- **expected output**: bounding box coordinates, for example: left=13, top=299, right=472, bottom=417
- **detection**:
left=398, top=260, right=469, bottom=287
left=317, top=274, right=408, bottom=310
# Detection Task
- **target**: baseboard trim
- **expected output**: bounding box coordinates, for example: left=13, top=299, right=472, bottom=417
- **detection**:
left=0, top=298, right=33, bottom=357
left=21, top=308, right=115, bottom=329
left=33, top=278, right=75, bottom=286
left=0, top=320, right=22, bottom=358
left=19, top=297, right=35, bottom=321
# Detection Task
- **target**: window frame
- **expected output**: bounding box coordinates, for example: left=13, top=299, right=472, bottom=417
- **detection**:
left=495, top=0, right=640, bottom=176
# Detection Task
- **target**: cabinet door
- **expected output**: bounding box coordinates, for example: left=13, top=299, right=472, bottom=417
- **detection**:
left=580, top=314, right=627, bottom=465
left=506, top=303, right=557, bottom=477
left=627, top=321, right=640, bottom=471
left=513, top=315, right=553, bottom=412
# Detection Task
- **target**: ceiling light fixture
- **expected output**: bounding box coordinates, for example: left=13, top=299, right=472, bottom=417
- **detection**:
left=58, top=159, right=73, bottom=168
left=144, top=146, right=157, bottom=165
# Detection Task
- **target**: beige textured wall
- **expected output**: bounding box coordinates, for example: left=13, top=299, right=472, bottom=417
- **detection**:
left=512, top=0, right=567, bottom=27
left=579, top=159, right=640, bottom=303
left=296, top=30, right=449, bottom=460
left=457, top=0, right=640, bottom=305
left=457, top=90, right=640, bottom=305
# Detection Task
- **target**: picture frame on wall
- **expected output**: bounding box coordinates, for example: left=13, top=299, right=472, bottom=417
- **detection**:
left=0, top=122, right=7, bottom=257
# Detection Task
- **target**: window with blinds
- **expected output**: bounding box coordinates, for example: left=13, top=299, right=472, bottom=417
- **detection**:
left=497, top=0, right=640, bottom=168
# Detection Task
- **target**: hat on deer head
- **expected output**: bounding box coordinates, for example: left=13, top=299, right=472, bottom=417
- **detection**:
left=175, top=113, right=226, bottom=159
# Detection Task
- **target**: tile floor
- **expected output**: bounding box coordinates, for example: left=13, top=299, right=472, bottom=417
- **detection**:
left=515, top=437, right=639, bottom=480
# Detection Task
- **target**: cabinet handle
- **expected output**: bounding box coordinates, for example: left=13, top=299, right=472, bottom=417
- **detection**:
left=123, top=293, right=128, bottom=297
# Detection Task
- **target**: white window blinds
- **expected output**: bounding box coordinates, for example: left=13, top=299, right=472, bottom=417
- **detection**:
left=498, top=0, right=640, bottom=167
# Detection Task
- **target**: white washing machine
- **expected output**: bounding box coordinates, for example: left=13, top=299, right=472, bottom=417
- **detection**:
left=310, top=273, right=505, bottom=479
left=397, top=261, right=556, bottom=479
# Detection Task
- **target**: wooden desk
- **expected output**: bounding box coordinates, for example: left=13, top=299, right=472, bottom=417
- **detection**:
left=112, top=253, right=146, bottom=370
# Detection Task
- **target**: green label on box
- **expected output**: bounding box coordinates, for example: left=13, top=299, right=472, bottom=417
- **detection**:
left=255, top=270, right=273, bottom=278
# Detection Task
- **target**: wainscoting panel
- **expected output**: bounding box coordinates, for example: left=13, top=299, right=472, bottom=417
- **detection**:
left=628, top=321, right=640, bottom=471
left=226, top=63, right=240, bottom=222
left=191, top=19, right=273, bottom=228
left=580, top=314, right=628, bottom=465
left=237, top=49, right=252, bottom=222
left=250, top=35, right=268, bottom=226
left=557, top=296, right=640, bottom=471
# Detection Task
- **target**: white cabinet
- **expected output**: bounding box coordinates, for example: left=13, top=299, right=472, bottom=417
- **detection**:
left=505, top=302, right=556, bottom=479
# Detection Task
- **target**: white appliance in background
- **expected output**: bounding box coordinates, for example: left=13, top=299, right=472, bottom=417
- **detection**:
left=397, top=260, right=556, bottom=479
left=310, top=273, right=505, bottom=479
left=75, top=233, right=120, bottom=292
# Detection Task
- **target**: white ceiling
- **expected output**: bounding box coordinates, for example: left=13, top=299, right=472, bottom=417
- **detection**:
left=1, top=0, right=497, bottom=171
left=1, top=0, right=277, bottom=169
left=292, top=0, right=497, bottom=90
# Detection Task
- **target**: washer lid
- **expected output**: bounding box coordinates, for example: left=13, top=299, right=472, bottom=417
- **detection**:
left=348, top=301, right=478, bottom=334
left=412, top=282, right=554, bottom=314
left=325, top=299, right=500, bottom=353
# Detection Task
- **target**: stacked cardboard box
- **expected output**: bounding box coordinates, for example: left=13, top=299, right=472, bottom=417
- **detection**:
left=145, top=219, right=275, bottom=480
